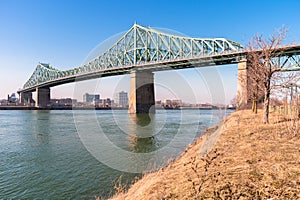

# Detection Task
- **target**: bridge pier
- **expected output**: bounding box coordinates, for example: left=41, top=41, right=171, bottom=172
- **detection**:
left=35, top=88, right=50, bottom=108
left=19, top=92, right=33, bottom=105
left=128, top=71, right=155, bottom=114
left=236, top=59, right=251, bottom=109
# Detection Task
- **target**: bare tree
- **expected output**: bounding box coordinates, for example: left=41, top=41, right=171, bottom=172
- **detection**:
left=246, top=56, right=264, bottom=114
left=246, top=26, right=299, bottom=123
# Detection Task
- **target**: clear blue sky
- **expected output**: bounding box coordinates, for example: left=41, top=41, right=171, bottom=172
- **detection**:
left=1, top=0, right=300, bottom=103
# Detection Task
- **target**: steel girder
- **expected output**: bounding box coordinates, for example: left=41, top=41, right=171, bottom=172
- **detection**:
left=22, top=23, right=244, bottom=90
left=271, top=54, right=300, bottom=72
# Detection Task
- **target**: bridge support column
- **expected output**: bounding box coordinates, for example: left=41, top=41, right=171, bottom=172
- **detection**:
left=19, top=92, right=33, bottom=105
left=129, top=71, right=155, bottom=114
left=236, top=59, right=251, bottom=109
left=36, top=88, right=50, bottom=108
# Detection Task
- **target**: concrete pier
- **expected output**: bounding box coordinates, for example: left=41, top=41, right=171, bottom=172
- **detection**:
left=35, top=88, right=50, bottom=108
left=128, top=71, right=155, bottom=114
left=236, top=59, right=250, bottom=109
left=19, top=92, right=33, bottom=104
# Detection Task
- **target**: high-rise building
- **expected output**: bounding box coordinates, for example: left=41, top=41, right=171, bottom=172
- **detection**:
left=83, top=93, right=100, bottom=102
left=116, top=91, right=128, bottom=108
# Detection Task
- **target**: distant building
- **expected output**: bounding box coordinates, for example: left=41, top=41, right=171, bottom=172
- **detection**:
left=50, top=98, right=77, bottom=107
left=162, top=99, right=172, bottom=107
left=197, top=103, right=213, bottom=109
left=171, top=99, right=182, bottom=107
left=116, top=91, right=128, bottom=108
left=8, top=93, right=18, bottom=103
left=104, top=98, right=114, bottom=107
left=95, top=98, right=114, bottom=107
left=162, top=99, right=182, bottom=109
left=83, top=93, right=100, bottom=103
left=0, top=99, right=8, bottom=106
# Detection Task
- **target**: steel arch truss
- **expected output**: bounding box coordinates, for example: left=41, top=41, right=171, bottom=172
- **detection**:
left=22, top=23, right=243, bottom=89
left=23, top=63, right=64, bottom=88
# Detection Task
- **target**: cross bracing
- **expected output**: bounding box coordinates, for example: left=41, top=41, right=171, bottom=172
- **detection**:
left=270, top=47, right=300, bottom=72
left=20, top=24, right=300, bottom=93
left=21, top=23, right=243, bottom=90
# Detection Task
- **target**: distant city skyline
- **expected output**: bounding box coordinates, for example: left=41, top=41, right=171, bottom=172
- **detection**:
left=1, top=0, right=300, bottom=104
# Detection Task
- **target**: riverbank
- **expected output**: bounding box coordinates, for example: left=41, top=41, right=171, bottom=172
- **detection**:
left=109, top=110, right=300, bottom=199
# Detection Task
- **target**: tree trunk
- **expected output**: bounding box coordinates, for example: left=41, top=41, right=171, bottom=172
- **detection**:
left=252, top=99, right=258, bottom=114
left=255, top=82, right=258, bottom=114
left=263, top=91, right=270, bottom=123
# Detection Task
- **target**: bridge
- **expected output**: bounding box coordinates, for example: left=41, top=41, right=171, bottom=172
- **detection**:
left=18, top=23, right=300, bottom=113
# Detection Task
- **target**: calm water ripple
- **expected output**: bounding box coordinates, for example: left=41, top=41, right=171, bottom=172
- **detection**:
left=0, top=109, right=232, bottom=199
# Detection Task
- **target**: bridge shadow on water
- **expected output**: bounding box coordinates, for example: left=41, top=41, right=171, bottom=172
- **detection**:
left=127, top=113, right=158, bottom=153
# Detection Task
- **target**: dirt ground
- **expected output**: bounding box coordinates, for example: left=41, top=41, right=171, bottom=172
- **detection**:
left=109, top=110, right=300, bottom=199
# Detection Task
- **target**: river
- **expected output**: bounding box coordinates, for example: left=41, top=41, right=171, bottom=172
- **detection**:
left=0, top=109, right=232, bottom=199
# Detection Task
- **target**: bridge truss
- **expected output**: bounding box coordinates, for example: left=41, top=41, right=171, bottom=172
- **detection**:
left=21, top=23, right=243, bottom=91
left=270, top=45, right=300, bottom=72
left=20, top=24, right=300, bottom=93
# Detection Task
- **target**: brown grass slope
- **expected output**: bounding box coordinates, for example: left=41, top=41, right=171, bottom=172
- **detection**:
left=110, top=110, right=300, bottom=199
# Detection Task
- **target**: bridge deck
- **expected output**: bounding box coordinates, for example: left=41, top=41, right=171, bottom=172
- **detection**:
left=18, top=23, right=300, bottom=94
left=18, top=51, right=247, bottom=93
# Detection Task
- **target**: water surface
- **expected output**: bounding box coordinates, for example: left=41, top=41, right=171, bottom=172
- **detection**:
left=0, top=109, right=232, bottom=199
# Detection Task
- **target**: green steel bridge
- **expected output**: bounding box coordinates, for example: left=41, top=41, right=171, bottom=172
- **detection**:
left=18, top=24, right=300, bottom=112
left=18, top=24, right=244, bottom=92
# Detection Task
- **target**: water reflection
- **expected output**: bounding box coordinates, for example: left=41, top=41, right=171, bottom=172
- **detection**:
left=128, top=135, right=157, bottom=153
left=32, top=110, right=51, bottom=145
left=130, top=113, right=152, bottom=127
left=127, top=113, right=156, bottom=138
left=127, top=114, right=158, bottom=153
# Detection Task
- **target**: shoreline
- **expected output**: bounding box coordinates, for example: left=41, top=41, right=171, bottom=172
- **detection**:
left=0, top=106, right=235, bottom=111
left=108, top=122, right=223, bottom=200
left=109, top=110, right=300, bottom=199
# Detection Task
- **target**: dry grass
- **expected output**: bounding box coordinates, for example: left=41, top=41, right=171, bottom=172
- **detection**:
left=109, top=110, right=300, bottom=199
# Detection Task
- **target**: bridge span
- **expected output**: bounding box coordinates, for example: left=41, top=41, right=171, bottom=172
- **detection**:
left=18, top=24, right=300, bottom=113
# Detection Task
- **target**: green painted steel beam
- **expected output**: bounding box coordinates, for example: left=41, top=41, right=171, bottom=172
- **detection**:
left=19, top=24, right=300, bottom=93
